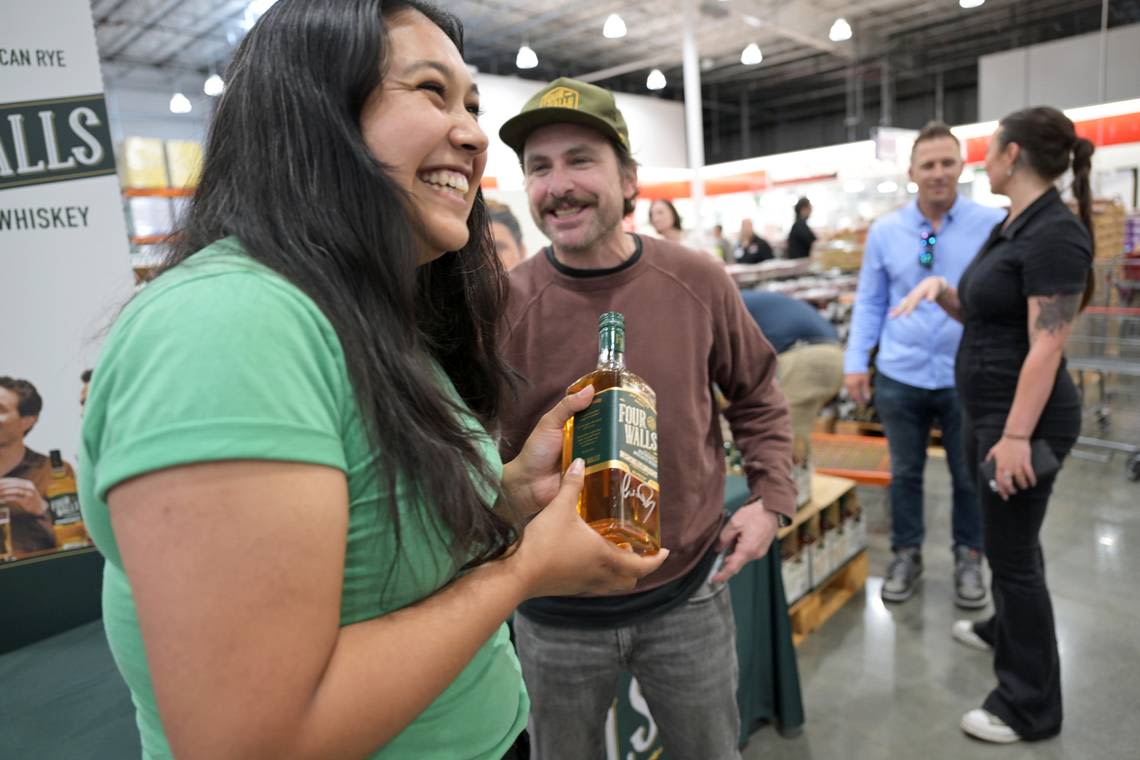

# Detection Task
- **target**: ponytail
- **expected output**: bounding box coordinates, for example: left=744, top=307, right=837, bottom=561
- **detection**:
left=1072, top=137, right=1096, bottom=310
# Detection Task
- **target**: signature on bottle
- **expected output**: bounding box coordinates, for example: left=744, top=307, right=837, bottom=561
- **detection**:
left=621, top=471, right=657, bottom=520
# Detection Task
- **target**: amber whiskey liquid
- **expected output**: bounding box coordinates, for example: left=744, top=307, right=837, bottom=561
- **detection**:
left=562, top=312, right=661, bottom=555
left=0, top=507, right=12, bottom=560
left=45, top=449, right=89, bottom=550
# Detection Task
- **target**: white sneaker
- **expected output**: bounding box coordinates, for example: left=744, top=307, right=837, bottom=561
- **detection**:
left=952, top=620, right=992, bottom=652
left=961, top=708, right=1020, bottom=744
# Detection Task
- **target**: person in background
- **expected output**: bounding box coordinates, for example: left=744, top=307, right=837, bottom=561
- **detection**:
left=740, top=290, right=843, bottom=491
left=786, top=197, right=817, bottom=260
left=649, top=198, right=713, bottom=256
left=77, top=4, right=664, bottom=759
left=497, top=76, right=794, bottom=760
left=0, top=377, right=58, bottom=554
left=649, top=198, right=684, bottom=243
left=734, top=218, right=773, bottom=264
left=893, top=106, right=1094, bottom=745
left=79, top=369, right=93, bottom=412
left=710, top=223, right=732, bottom=262
left=844, top=121, right=1005, bottom=609
left=487, top=199, right=525, bottom=270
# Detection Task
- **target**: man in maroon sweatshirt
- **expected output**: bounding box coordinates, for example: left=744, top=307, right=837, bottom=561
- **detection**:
left=498, top=78, right=795, bottom=760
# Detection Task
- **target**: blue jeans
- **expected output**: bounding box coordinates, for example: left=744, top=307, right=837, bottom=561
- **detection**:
left=512, top=577, right=742, bottom=760
left=874, top=371, right=981, bottom=553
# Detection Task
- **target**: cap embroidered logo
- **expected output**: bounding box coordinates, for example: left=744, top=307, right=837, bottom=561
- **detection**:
left=539, top=86, right=580, bottom=110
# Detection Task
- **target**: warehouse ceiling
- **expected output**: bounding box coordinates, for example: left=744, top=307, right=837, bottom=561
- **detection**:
left=92, top=0, right=1140, bottom=158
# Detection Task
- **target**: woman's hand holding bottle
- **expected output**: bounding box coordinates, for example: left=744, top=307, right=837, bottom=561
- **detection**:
left=506, top=458, right=669, bottom=598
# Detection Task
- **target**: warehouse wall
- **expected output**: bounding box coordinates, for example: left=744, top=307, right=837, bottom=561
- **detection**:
left=979, top=23, right=1140, bottom=121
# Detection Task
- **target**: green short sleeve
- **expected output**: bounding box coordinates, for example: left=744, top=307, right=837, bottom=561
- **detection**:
left=86, top=248, right=350, bottom=502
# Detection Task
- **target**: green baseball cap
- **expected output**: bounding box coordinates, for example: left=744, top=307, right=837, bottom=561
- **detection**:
left=499, top=77, right=630, bottom=158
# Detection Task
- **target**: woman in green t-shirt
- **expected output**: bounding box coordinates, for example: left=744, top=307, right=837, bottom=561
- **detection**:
left=79, top=2, right=667, bottom=759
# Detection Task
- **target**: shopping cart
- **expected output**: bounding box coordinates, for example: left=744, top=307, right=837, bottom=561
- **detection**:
left=1066, top=255, right=1140, bottom=481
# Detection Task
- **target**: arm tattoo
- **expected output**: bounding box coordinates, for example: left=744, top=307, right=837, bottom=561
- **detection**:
left=1033, top=293, right=1081, bottom=335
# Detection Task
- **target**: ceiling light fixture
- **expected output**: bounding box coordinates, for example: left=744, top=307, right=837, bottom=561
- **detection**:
left=742, top=15, right=763, bottom=28
left=603, top=13, right=627, bottom=39
left=877, top=180, right=898, bottom=194
left=740, top=43, right=763, bottom=65
left=646, top=68, right=666, bottom=90
left=829, top=18, right=853, bottom=42
left=515, top=44, right=538, bottom=69
left=203, top=74, right=225, bottom=97
left=959, top=0, right=985, bottom=8
left=907, top=181, right=919, bottom=193
left=169, top=93, right=192, bottom=114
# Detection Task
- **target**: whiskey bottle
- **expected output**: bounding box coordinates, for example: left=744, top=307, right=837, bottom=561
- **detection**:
left=562, top=312, right=660, bottom=555
left=45, top=449, right=89, bottom=550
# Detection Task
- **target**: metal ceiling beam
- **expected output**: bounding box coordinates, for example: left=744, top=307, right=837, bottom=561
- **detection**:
left=150, top=0, right=251, bottom=68
left=94, top=0, right=137, bottom=26
left=463, top=3, right=620, bottom=55
left=100, top=0, right=189, bottom=60
left=733, top=0, right=853, bottom=59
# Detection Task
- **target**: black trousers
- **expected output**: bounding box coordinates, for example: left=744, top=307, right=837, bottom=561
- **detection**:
left=964, top=417, right=1076, bottom=741
left=500, top=730, right=530, bottom=760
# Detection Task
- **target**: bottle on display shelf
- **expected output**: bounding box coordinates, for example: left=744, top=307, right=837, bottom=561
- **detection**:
left=46, top=449, right=89, bottom=550
left=562, top=312, right=661, bottom=556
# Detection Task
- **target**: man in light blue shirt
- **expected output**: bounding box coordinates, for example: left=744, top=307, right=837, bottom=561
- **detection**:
left=844, top=122, right=1005, bottom=608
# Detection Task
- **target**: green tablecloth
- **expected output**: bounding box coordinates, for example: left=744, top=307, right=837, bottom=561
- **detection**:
left=610, top=475, right=804, bottom=756
left=1, top=477, right=802, bottom=758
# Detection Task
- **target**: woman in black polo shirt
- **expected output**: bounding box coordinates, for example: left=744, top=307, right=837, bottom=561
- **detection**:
left=893, top=106, right=1094, bottom=744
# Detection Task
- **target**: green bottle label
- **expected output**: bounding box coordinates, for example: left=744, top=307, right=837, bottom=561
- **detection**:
left=572, top=387, right=659, bottom=488
left=49, top=493, right=81, bottom=525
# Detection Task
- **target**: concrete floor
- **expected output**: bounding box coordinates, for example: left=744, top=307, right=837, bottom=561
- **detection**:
left=743, top=452, right=1140, bottom=759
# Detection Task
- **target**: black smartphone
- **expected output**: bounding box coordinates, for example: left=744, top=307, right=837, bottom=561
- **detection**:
left=980, top=439, right=1060, bottom=487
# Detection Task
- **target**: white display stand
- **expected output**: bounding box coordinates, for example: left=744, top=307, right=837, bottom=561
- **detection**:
left=1, top=0, right=134, bottom=463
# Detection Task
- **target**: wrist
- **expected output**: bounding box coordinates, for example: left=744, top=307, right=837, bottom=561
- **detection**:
left=488, top=546, right=534, bottom=606
left=499, top=461, right=529, bottom=510
left=1001, top=431, right=1030, bottom=441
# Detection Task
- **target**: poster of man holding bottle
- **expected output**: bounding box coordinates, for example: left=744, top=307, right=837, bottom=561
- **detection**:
left=1, top=0, right=135, bottom=564
left=0, top=376, right=88, bottom=561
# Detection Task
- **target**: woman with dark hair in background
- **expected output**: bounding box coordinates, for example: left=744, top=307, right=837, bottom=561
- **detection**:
left=650, top=198, right=717, bottom=257
left=786, top=197, right=816, bottom=259
left=487, top=199, right=526, bottom=269
left=894, top=106, right=1095, bottom=744
left=78, top=2, right=665, bottom=758
left=648, top=198, right=685, bottom=243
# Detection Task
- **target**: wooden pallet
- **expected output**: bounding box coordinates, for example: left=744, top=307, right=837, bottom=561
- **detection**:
left=811, top=433, right=892, bottom=487
left=778, top=473, right=856, bottom=540
left=833, top=419, right=944, bottom=447
left=788, top=550, right=869, bottom=646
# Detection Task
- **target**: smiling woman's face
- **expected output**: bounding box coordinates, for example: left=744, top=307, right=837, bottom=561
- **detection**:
left=359, top=10, right=488, bottom=263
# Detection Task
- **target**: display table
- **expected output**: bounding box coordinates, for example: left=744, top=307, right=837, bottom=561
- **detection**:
left=1, top=546, right=103, bottom=653
left=607, top=474, right=804, bottom=757
left=1, top=476, right=803, bottom=758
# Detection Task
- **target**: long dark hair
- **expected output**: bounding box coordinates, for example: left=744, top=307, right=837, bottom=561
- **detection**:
left=159, top=0, right=516, bottom=572
left=997, top=106, right=1096, bottom=309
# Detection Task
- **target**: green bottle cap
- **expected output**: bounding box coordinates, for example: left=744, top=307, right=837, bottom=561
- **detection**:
left=598, top=312, right=624, bottom=331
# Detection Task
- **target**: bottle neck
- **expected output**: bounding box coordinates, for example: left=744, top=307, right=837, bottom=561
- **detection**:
left=598, top=327, right=625, bottom=369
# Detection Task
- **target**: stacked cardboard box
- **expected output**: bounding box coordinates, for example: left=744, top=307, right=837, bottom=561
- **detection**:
left=1068, top=198, right=1126, bottom=260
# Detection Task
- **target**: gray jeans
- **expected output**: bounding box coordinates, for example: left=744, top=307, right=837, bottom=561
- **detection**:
left=513, top=577, right=742, bottom=760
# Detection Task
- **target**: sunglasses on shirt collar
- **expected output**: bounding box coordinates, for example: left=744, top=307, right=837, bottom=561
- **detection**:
left=919, top=230, right=937, bottom=268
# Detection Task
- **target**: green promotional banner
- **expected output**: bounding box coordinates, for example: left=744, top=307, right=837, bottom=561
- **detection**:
left=0, top=94, right=116, bottom=192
